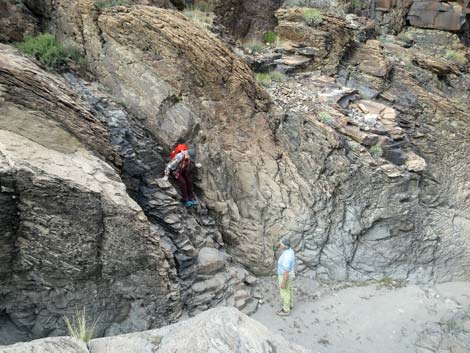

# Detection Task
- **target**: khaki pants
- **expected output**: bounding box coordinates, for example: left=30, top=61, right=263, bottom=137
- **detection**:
left=278, top=275, right=293, bottom=312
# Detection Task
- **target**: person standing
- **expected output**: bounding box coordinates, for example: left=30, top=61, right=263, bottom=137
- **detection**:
left=163, top=144, right=198, bottom=207
left=277, top=238, right=295, bottom=316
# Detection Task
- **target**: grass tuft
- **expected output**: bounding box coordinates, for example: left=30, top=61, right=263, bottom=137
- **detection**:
left=303, top=8, right=323, bottom=26
left=318, top=111, right=333, bottom=124
left=256, top=71, right=288, bottom=86
left=264, top=31, right=279, bottom=45
left=444, top=50, right=466, bottom=65
left=369, top=144, right=383, bottom=158
left=245, top=41, right=267, bottom=54
left=64, top=308, right=99, bottom=343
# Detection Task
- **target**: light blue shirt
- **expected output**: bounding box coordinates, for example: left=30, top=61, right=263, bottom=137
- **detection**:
left=277, top=248, right=295, bottom=275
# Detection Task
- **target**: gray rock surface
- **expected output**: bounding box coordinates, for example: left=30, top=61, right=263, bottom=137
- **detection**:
left=0, top=44, right=181, bottom=342
left=88, top=307, right=309, bottom=353
left=1, top=1, right=470, bottom=348
left=0, top=337, right=88, bottom=353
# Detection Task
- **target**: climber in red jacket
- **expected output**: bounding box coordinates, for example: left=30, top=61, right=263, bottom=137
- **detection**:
left=163, top=144, right=199, bottom=207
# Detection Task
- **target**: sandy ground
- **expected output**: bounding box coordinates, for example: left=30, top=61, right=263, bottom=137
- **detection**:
left=252, top=275, right=470, bottom=353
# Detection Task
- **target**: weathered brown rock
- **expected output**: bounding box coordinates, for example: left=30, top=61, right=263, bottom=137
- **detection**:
left=275, top=7, right=374, bottom=73
left=215, top=0, right=283, bottom=40
left=407, top=0, right=468, bottom=32
left=0, top=1, right=39, bottom=42
left=0, top=44, right=120, bottom=167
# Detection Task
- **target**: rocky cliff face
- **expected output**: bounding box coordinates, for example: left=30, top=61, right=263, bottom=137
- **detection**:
left=0, top=44, right=181, bottom=342
left=0, top=0, right=469, bottom=346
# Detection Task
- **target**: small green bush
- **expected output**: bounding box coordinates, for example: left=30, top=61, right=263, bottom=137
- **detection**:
left=369, top=144, right=383, bottom=158
left=96, top=0, right=129, bottom=9
left=303, top=8, right=323, bottom=26
left=256, top=71, right=287, bottom=86
left=264, top=31, right=279, bottom=45
left=318, top=111, right=333, bottom=124
left=378, top=276, right=394, bottom=286
left=444, top=50, right=466, bottom=65
left=351, top=0, right=362, bottom=9
left=16, top=33, right=82, bottom=68
left=64, top=308, right=99, bottom=343
left=245, top=41, right=267, bottom=54
left=256, top=73, right=271, bottom=86
left=269, top=71, right=287, bottom=82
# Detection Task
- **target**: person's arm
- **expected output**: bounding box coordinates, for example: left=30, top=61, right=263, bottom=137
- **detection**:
left=280, top=269, right=289, bottom=289
left=164, top=153, right=183, bottom=176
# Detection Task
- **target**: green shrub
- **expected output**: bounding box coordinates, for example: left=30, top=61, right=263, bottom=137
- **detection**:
left=444, top=50, right=466, bottom=65
left=64, top=308, right=99, bottom=343
left=318, top=111, right=333, bottom=124
left=369, top=144, right=383, bottom=158
left=256, top=71, right=288, bottom=86
left=264, top=31, right=279, bottom=45
left=303, top=8, right=323, bottom=26
left=245, top=41, right=267, bottom=54
left=351, top=0, right=362, bottom=9
left=269, top=71, right=287, bottom=82
left=96, top=0, right=129, bottom=9
left=256, top=73, right=271, bottom=86
left=16, top=33, right=82, bottom=68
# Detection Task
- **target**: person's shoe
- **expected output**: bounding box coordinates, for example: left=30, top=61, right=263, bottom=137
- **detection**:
left=189, top=199, right=199, bottom=205
left=276, top=309, right=290, bottom=316
left=184, top=201, right=193, bottom=207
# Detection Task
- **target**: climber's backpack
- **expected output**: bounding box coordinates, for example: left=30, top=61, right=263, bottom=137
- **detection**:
left=170, top=144, right=189, bottom=160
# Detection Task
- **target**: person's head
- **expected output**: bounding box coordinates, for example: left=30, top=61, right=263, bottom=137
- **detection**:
left=279, top=238, right=291, bottom=250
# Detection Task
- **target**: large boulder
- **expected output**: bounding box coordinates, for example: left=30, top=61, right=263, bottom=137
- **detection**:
left=88, top=307, right=310, bottom=353
left=407, top=0, right=469, bottom=32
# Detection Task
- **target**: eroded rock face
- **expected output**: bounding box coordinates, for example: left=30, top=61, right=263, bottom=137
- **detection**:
left=215, top=0, right=283, bottom=40
left=275, top=7, right=374, bottom=74
left=0, top=44, right=181, bottom=343
left=0, top=1, right=39, bottom=42
left=407, top=0, right=469, bottom=32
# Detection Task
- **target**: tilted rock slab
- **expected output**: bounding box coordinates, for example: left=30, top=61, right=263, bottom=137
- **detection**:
left=0, top=44, right=181, bottom=342
left=0, top=308, right=309, bottom=353
left=88, top=307, right=310, bottom=353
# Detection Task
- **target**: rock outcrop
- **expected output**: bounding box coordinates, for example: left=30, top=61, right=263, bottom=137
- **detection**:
left=274, top=7, right=374, bottom=74
left=407, top=0, right=470, bottom=32
left=89, top=307, right=310, bottom=353
left=215, top=0, right=283, bottom=40
left=0, top=307, right=309, bottom=353
left=0, top=44, right=181, bottom=342
left=0, top=1, right=39, bottom=42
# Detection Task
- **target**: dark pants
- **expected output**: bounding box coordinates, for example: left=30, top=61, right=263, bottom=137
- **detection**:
left=175, top=168, right=194, bottom=202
